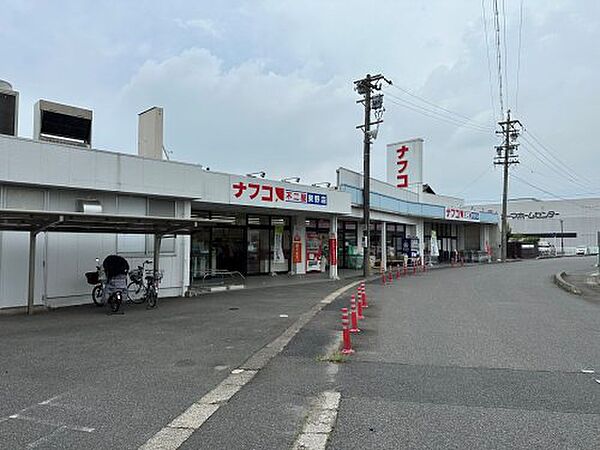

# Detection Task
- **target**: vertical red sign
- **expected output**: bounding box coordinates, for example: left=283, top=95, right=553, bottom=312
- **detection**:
left=396, top=145, right=409, bottom=188
left=329, top=236, right=337, bottom=266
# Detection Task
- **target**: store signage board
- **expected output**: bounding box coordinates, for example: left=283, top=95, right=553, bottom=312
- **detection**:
left=386, top=138, right=423, bottom=193
left=445, top=207, right=481, bottom=222
left=508, top=210, right=560, bottom=220
left=230, top=177, right=329, bottom=210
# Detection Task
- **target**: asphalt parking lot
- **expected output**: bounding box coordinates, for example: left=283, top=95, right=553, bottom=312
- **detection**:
left=0, top=280, right=352, bottom=449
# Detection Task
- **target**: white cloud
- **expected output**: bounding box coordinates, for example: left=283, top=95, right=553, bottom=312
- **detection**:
left=118, top=48, right=360, bottom=185
left=174, top=18, right=221, bottom=37
left=3, top=0, right=599, bottom=201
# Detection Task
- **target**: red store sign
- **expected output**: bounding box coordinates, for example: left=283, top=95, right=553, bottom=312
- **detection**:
left=395, top=145, right=409, bottom=188
left=231, top=181, right=328, bottom=206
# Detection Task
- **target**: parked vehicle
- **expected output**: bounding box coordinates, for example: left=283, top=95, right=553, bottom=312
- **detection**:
left=127, top=260, right=161, bottom=308
left=576, top=246, right=588, bottom=256
left=85, top=258, right=106, bottom=306
left=85, top=256, right=128, bottom=313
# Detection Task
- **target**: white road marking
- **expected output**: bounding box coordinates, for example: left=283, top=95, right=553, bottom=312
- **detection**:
left=292, top=391, right=342, bottom=450
left=138, top=280, right=361, bottom=450
left=280, top=314, right=289, bottom=318
left=38, top=395, right=62, bottom=406
left=9, top=414, right=94, bottom=433
left=581, top=368, right=595, bottom=374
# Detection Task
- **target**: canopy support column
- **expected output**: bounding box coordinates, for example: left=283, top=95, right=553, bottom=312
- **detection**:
left=27, top=231, right=38, bottom=315
left=153, top=234, right=163, bottom=280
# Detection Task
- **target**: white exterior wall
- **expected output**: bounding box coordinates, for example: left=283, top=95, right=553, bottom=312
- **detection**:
left=0, top=134, right=354, bottom=310
left=0, top=194, right=191, bottom=309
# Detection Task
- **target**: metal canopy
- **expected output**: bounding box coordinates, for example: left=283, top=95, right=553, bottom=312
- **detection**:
left=0, top=209, right=202, bottom=235
left=0, top=209, right=203, bottom=315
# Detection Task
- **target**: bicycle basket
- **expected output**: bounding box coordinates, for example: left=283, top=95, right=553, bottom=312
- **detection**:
left=85, top=271, right=99, bottom=285
left=129, top=268, right=143, bottom=283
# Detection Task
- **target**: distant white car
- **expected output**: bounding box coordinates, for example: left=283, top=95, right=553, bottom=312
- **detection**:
left=576, top=246, right=588, bottom=256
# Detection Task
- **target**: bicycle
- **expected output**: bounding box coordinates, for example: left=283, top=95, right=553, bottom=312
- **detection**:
left=126, top=260, right=162, bottom=308
left=145, top=270, right=162, bottom=309
left=85, top=258, right=106, bottom=307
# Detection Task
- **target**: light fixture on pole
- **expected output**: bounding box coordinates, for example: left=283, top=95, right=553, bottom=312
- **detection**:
left=246, top=171, right=266, bottom=178
left=281, top=177, right=301, bottom=183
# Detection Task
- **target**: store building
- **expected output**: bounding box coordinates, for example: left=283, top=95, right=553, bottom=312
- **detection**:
left=0, top=83, right=499, bottom=311
left=479, top=197, right=600, bottom=255
left=336, top=163, right=500, bottom=270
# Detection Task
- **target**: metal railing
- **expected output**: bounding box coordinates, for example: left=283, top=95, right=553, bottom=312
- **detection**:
left=197, top=269, right=246, bottom=291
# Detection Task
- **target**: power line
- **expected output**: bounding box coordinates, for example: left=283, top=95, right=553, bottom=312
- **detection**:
left=501, top=0, right=509, bottom=108
left=515, top=0, right=524, bottom=112
left=523, top=128, right=598, bottom=187
left=384, top=91, right=493, bottom=133
left=455, top=165, right=495, bottom=196
left=511, top=173, right=600, bottom=209
left=492, top=0, right=505, bottom=115
left=516, top=160, right=600, bottom=197
left=384, top=95, right=493, bottom=134
left=519, top=140, right=592, bottom=192
left=386, top=83, right=492, bottom=128
left=481, top=0, right=498, bottom=120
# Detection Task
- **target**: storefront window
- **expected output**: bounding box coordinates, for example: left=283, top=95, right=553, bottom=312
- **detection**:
left=385, top=223, right=406, bottom=262
left=190, top=228, right=211, bottom=283
left=306, top=218, right=331, bottom=273
left=425, top=222, right=458, bottom=262
left=189, top=212, right=294, bottom=280
left=339, top=221, right=360, bottom=269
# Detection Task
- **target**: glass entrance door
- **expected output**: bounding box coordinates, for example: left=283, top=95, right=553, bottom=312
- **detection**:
left=247, top=228, right=271, bottom=275
left=212, top=227, right=245, bottom=274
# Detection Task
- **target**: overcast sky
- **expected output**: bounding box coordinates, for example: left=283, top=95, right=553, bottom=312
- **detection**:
left=2, top=0, right=599, bottom=203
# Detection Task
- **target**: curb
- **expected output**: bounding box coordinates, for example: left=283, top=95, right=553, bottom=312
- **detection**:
left=554, top=271, right=582, bottom=296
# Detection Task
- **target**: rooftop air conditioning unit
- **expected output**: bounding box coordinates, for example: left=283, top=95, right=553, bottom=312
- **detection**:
left=0, top=80, right=18, bottom=136
left=34, top=99, right=92, bottom=147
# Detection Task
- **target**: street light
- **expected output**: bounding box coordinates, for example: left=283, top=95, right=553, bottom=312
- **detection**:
left=312, top=182, right=331, bottom=188
left=281, top=177, right=301, bottom=183
left=247, top=171, right=266, bottom=178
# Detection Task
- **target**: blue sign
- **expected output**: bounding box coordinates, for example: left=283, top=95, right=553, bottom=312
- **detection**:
left=307, top=193, right=328, bottom=206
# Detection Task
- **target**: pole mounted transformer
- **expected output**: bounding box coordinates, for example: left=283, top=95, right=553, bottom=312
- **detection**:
left=354, top=74, right=392, bottom=277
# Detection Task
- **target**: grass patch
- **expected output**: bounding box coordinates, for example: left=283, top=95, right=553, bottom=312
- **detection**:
left=316, top=350, right=348, bottom=364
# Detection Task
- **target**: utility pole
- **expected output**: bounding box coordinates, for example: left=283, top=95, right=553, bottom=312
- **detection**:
left=559, top=219, right=564, bottom=256
left=494, top=109, right=522, bottom=262
left=354, top=74, right=391, bottom=277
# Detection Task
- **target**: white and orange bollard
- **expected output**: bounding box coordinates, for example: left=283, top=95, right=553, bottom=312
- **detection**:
left=349, top=295, right=361, bottom=333
left=360, top=282, right=369, bottom=308
left=356, top=293, right=365, bottom=320
left=341, top=307, right=354, bottom=355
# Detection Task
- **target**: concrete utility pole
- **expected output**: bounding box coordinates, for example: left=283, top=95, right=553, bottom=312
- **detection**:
left=494, top=109, right=522, bottom=262
left=560, top=219, right=564, bottom=255
left=354, top=73, right=391, bottom=277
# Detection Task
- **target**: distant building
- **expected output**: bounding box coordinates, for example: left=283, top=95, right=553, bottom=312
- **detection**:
left=479, top=197, right=600, bottom=255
